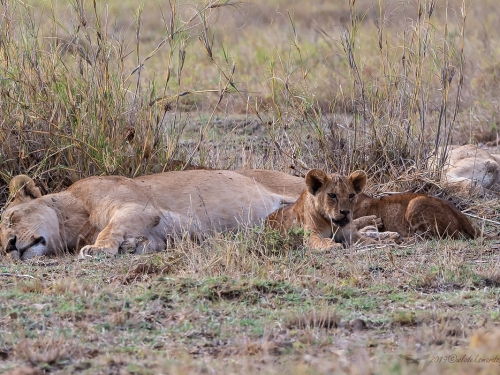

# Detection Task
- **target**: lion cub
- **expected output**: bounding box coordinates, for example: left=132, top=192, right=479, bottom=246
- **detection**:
left=354, top=193, right=485, bottom=239
left=267, top=169, right=400, bottom=250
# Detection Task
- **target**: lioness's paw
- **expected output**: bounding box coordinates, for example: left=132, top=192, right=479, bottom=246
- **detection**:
left=79, top=245, right=116, bottom=259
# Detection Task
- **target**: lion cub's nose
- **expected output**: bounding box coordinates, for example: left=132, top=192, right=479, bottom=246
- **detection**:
left=6, top=236, right=17, bottom=252
left=340, top=210, right=350, bottom=216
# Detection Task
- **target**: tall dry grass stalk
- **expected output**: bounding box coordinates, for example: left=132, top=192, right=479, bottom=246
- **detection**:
left=0, top=0, right=473, bottom=203
left=0, top=0, right=240, bottom=201
left=268, top=0, right=469, bottom=190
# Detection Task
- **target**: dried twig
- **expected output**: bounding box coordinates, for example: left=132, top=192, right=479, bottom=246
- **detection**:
left=387, top=251, right=413, bottom=277
left=464, top=213, right=500, bottom=226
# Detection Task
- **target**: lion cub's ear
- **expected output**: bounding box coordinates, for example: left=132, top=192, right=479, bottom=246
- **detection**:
left=8, top=175, right=42, bottom=205
left=305, top=169, right=329, bottom=195
left=348, top=170, right=367, bottom=194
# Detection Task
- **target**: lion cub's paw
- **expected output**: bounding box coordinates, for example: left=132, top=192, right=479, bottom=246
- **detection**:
left=387, top=232, right=404, bottom=244
left=375, top=231, right=404, bottom=244
left=353, top=215, right=383, bottom=231
left=79, top=245, right=117, bottom=259
left=358, top=225, right=379, bottom=233
left=308, top=238, right=343, bottom=251
left=360, top=231, right=404, bottom=244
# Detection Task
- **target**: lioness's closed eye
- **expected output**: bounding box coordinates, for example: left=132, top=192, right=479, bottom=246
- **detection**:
left=267, top=169, right=401, bottom=250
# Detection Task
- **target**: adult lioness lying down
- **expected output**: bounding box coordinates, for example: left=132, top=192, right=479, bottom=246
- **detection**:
left=431, top=144, right=500, bottom=196
left=0, top=170, right=305, bottom=260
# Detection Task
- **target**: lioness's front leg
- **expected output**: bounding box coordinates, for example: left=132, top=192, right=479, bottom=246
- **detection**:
left=79, top=207, right=165, bottom=259
left=79, top=221, right=127, bottom=258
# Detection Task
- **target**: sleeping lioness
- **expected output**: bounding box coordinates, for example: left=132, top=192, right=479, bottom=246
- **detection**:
left=431, top=144, right=500, bottom=196
left=267, top=169, right=401, bottom=250
left=0, top=170, right=304, bottom=260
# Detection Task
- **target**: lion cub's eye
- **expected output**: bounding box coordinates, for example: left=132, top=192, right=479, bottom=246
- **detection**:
left=349, top=193, right=355, bottom=199
left=328, top=193, right=337, bottom=199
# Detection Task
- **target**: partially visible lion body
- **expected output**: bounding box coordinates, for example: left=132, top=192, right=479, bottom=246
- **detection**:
left=267, top=169, right=401, bottom=250
left=433, top=144, right=500, bottom=195
left=353, top=192, right=480, bottom=239
left=0, top=170, right=305, bottom=260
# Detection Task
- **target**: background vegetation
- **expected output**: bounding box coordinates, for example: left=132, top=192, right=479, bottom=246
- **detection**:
left=2, top=0, right=500, bottom=374
left=3, top=0, right=500, bottom=199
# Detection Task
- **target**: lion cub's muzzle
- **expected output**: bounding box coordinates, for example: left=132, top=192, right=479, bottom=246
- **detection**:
left=331, top=210, right=351, bottom=227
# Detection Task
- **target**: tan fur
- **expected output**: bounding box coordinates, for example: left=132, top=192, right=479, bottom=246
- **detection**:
left=432, top=144, right=500, bottom=195
left=267, top=169, right=401, bottom=250
left=0, top=170, right=303, bottom=260
left=234, top=169, right=305, bottom=198
left=353, top=192, right=481, bottom=239
left=8, top=175, right=42, bottom=204
left=163, top=159, right=212, bottom=171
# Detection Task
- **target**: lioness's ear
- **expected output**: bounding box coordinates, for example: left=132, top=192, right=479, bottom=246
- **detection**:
left=348, top=170, right=367, bottom=194
left=305, top=169, right=328, bottom=195
left=8, top=175, right=42, bottom=205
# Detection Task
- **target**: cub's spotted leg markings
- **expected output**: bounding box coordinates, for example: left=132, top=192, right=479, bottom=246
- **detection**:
left=358, top=225, right=379, bottom=233
left=359, top=230, right=404, bottom=244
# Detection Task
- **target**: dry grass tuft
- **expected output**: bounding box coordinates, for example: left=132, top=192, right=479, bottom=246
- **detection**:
left=285, top=308, right=340, bottom=330
left=470, top=328, right=500, bottom=351
left=49, top=277, right=93, bottom=296
left=110, top=254, right=177, bottom=284
left=1, top=0, right=498, bottom=201
left=3, top=367, right=43, bottom=375
left=15, top=279, right=44, bottom=294
left=16, top=337, right=76, bottom=367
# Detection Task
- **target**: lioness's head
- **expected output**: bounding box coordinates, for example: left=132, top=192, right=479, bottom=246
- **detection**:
left=305, top=169, right=367, bottom=227
left=1, top=175, right=63, bottom=260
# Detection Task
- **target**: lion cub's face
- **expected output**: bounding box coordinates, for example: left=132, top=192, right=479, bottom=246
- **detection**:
left=305, top=169, right=367, bottom=227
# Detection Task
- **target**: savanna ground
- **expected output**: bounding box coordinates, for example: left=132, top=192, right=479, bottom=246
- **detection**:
left=2, top=0, right=500, bottom=373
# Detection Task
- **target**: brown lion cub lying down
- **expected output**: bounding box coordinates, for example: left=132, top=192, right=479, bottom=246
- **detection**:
left=267, top=169, right=402, bottom=250
left=353, top=192, right=487, bottom=239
